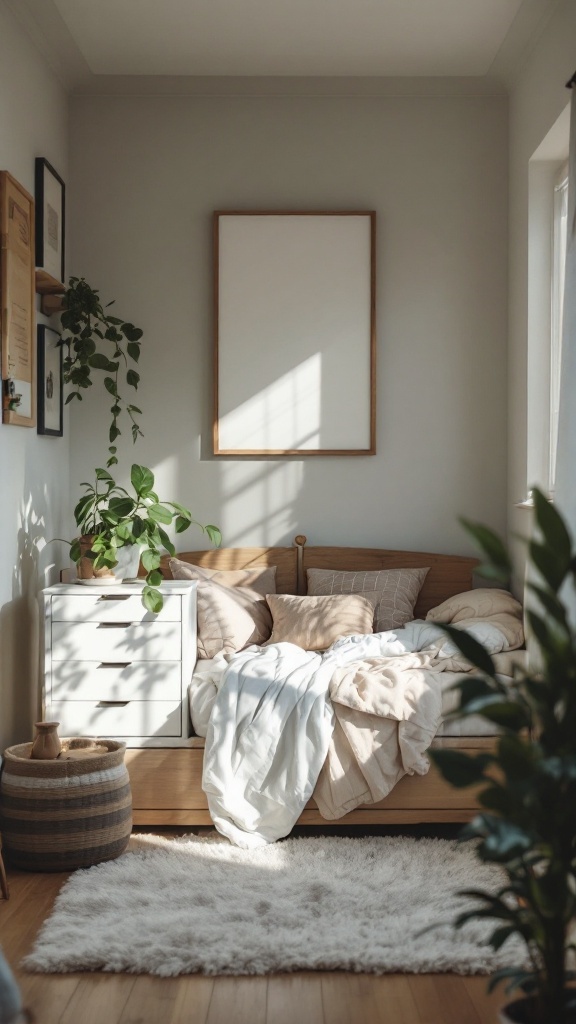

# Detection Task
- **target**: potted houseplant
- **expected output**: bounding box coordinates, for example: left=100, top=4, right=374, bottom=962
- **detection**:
left=71, top=462, right=220, bottom=612
left=431, top=488, right=576, bottom=1024
left=60, top=277, right=220, bottom=611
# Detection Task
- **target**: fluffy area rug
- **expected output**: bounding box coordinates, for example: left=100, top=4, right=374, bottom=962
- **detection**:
left=24, top=834, right=524, bottom=977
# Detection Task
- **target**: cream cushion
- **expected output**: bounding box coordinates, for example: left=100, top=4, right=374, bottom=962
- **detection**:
left=265, top=592, right=378, bottom=651
left=426, top=588, right=522, bottom=624
left=169, top=560, right=277, bottom=658
left=306, top=567, right=429, bottom=631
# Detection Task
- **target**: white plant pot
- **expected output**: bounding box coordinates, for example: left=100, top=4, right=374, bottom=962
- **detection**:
left=112, top=544, right=141, bottom=581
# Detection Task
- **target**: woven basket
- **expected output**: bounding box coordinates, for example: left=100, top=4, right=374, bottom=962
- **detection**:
left=0, top=739, right=132, bottom=871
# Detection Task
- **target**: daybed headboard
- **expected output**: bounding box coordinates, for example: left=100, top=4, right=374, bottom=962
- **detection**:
left=161, top=536, right=478, bottom=618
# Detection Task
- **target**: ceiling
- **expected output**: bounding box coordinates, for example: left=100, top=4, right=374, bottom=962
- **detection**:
left=5, top=0, right=562, bottom=90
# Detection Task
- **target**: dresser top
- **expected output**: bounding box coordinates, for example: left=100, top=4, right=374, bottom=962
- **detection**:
left=43, top=580, right=197, bottom=596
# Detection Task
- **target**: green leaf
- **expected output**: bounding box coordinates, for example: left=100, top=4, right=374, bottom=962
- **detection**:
left=73, top=494, right=94, bottom=525
left=529, top=539, right=567, bottom=592
left=430, top=749, right=492, bottom=788
left=142, top=586, right=163, bottom=614
left=533, top=486, right=572, bottom=564
left=497, top=734, right=536, bottom=781
left=205, top=524, right=222, bottom=548
left=157, top=526, right=176, bottom=557
left=122, top=324, right=144, bottom=342
left=458, top=696, right=530, bottom=731
left=94, top=471, right=113, bottom=488
left=175, top=515, right=191, bottom=533
left=141, top=549, right=161, bottom=571
left=131, top=464, right=154, bottom=496
left=65, top=391, right=82, bottom=404
left=88, top=353, right=119, bottom=372
left=148, top=503, right=173, bottom=525
left=108, top=496, right=136, bottom=518
left=70, top=540, right=82, bottom=562
left=439, top=623, right=497, bottom=677
left=103, top=377, right=117, bottom=396
left=115, top=522, right=133, bottom=542
left=146, top=569, right=163, bottom=587
left=126, top=369, right=140, bottom=389
left=109, top=424, right=121, bottom=443
left=459, top=518, right=512, bottom=583
left=127, top=342, right=141, bottom=362
left=487, top=926, right=518, bottom=953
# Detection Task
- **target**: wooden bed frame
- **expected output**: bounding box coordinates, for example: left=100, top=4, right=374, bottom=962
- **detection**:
left=126, top=538, right=489, bottom=828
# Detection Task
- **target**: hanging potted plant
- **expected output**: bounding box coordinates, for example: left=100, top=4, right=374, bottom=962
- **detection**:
left=431, top=489, right=576, bottom=1024
left=60, top=277, right=220, bottom=611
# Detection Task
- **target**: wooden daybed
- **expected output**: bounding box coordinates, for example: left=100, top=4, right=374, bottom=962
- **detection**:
left=126, top=538, right=489, bottom=828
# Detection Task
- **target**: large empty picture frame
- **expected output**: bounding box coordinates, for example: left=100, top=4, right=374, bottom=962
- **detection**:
left=214, top=211, right=376, bottom=456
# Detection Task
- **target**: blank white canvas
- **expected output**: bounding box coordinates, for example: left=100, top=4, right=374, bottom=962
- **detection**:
left=216, top=214, right=373, bottom=453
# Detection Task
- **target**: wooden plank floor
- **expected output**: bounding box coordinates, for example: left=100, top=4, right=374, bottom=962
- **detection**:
left=0, top=844, right=507, bottom=1024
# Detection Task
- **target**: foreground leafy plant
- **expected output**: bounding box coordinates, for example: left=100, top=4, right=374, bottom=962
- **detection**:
left=71, top=463, right=221, bottom=612
left=431, top=488, right=576, bottom=1024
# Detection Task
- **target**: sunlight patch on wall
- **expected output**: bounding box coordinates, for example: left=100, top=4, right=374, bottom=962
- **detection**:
left=218, top=354, right=321, bottom=452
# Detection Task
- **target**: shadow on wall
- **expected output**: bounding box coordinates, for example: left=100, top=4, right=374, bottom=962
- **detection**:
left=0, top=460, right=68, bottom=750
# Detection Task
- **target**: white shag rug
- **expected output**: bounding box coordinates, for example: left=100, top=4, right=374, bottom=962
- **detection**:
left=24, top=834, right=524, bottom=977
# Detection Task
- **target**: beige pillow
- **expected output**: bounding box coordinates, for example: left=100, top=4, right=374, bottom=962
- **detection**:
left=265, top=593, right=378, bottom=651
left=168, top=560, right=277, bottom=658
left=306, top=567, right=429, bottom=631
left=426, top=588, right=523, bottom=624
left=168, top=560, right=276, bottom=595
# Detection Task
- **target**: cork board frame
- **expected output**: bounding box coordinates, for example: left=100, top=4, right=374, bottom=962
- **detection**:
left=1, top=171, right=36, bottom=427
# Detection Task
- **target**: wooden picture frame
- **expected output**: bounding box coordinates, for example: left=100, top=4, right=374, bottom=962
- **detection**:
left=1, top=171, right=36, bottom=427
left=37, top=324, right=63, bottom=436
left=34, top=158, right=65, bottom=289
left=214, top=211, right=376, bottom=456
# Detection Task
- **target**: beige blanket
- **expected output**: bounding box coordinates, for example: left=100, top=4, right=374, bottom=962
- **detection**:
left=314, top=652, right=442, bottom=819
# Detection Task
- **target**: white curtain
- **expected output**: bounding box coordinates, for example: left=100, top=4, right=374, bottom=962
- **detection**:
left=553, top=87, right=576, bottom=573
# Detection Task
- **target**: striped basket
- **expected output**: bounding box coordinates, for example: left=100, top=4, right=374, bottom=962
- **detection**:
left=0, top=739, right=132, bottom=871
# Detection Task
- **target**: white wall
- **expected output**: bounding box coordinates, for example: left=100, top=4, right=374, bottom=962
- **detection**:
left=0, top=1, right=69, bottom=749
left=507, top=0, right=576, bottom=585
left=68, top=89, right=508, bottom=559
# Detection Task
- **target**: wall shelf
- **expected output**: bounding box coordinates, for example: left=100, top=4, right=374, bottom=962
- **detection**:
left=35, top=270, right=65, bottom=316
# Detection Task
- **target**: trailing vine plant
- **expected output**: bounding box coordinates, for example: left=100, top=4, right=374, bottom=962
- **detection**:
left=59, top=276, right=221, bottom=610
left=60, top=276, right=144, bottom=468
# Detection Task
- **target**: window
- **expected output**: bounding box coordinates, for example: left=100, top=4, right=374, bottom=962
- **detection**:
left=549, top=162, right=568, bottom=495
left=526, top=102, right=570, bottom=503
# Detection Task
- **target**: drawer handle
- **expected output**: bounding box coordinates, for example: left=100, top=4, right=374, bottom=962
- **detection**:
left=98, top=595, right=131, bottom=602
left=97, top=622, right=132, bottom=629
left=96, top=701, right=130, bottom=708
left=99, top=662, right=132, bottom=669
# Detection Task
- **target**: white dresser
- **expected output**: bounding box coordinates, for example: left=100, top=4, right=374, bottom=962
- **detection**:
left=41, top=581, right=197, bottom=747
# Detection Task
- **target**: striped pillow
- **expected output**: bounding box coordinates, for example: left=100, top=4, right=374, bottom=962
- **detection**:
left=306, top=567, right=429, bottom=632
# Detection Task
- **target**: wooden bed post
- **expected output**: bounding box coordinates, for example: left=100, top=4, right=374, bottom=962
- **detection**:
left=294, top=535, right=307, bottom=595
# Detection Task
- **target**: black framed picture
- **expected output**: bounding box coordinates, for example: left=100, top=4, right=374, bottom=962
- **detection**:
left=35, top=158, right=65, bottom=285
left=37, top=325, right=63, bottom=436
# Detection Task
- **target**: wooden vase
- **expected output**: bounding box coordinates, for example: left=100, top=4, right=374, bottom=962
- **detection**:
left=30, top=721, right=62, bottom=760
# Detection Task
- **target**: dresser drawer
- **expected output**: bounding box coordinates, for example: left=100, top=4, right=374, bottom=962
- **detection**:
left=51, top=593, right=182, bottom=623
left=51, top=621, right=181, bottom=662
left=50, top=661, right=182, bottom=702
left=46, top=700, right=183, bottom=738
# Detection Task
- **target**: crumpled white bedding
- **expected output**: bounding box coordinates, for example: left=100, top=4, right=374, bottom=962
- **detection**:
left=188, top=618, right=525, bottom=739
left=198, top=617, right=523, bottom=848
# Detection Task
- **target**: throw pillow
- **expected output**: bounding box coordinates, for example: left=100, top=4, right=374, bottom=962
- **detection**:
left=306, top=567, right=429, bottom=631
left=265, top=592, right=378, bottom=651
